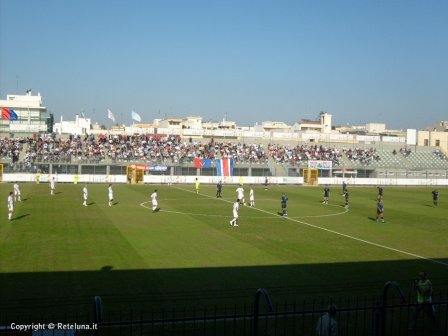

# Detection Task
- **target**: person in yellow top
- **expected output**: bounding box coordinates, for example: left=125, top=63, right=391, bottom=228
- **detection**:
left=408, top=271, right=438, bottom=331
left=35, top=171, right=41, bottom=184
left=195, top=178, right=200, bottom=194
left=74, top=174, right=79, bottom=185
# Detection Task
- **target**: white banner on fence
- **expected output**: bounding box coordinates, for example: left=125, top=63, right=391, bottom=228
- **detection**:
left=9, top=124, right=47, bottom=132
left=406, top=129, right=417, bottom=145
left=308, top=160, right=333, bottom=169
left=356, top=135, right=381, bottom=142
left=382, top=136, right=406, bottom=143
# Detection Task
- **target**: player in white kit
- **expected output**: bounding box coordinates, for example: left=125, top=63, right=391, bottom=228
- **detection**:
left=236, top=185, right=245, bottom=205
left=13, top=182, right=21, bottom=202
left=151, top=189, right=158, bottom=213
left=229, top=199, right=239, bottom=227
left=50, top=177, right=56, bottom=195
left=249, top=187, right=255, bottom=207
left=108, top=184, right=114, bottom=206
left=83, top=186, right=88, bottom=206
left=8, top=191, right=14, bottom=221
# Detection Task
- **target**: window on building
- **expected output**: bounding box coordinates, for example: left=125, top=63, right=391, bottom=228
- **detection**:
left=424, top=139, right=429, bottom=146
left=435, top=140, right=440, bottom=147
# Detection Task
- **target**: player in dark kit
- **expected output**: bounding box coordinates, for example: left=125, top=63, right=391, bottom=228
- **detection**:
left=281, top=194, right=288, bottom=216
left=377, top=186, right=384, bottom=200
left=344, top=189, right=349, bottom=209
left=376, top=199, right=385, bottom=223
left=432, top=189, right=439, bottom=207
left=323, top=185, right=330, bottom=204
left=342, top=181, right=347, bottom=195
left=216, top=180, right=223, bottom=198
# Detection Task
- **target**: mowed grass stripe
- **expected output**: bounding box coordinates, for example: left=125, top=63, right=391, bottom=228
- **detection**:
left=0, top=184, right=151, bottom=272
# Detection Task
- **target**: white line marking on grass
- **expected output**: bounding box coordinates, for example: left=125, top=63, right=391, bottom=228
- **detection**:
left=140, top=201, right=277, bottom=218
left=171, top=186, right=448, bottom=267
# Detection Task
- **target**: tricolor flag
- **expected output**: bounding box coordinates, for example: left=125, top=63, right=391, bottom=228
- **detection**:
left=107, top=109, right=116, bottom=122
left=194, top=158, right=212, bottom=169
left=216, top=159, right=234, bottom=177
left=131, top=110, right=142, bottom=122
left=1, top=107, right=18, bottom=120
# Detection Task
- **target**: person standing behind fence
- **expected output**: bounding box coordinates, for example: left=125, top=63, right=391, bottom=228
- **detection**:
left=408, top=271, right=438, bottom=331
left=316, top=305, right=338, bottom=336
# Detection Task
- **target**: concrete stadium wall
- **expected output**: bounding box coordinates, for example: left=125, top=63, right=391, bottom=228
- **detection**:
left=319, top=177, right=448, bottom=186
left=2, top=174, right=301, bottom=185
left=2, top=174, right=448, bottom=186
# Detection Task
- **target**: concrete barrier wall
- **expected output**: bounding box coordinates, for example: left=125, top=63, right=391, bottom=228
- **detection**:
left=2, top=174, right=448, bottom=186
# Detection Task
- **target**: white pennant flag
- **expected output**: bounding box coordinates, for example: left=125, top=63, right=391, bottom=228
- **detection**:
left=131, top=110, right=142, bottom=122
left=107, top=109, right=116, bottom=122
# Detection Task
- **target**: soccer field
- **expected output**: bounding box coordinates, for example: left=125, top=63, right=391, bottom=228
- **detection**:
left=1, top=183, right=448, bottom=318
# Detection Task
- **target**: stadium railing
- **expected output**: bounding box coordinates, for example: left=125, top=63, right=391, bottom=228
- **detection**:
left=2, top=286, right=447, bottom=336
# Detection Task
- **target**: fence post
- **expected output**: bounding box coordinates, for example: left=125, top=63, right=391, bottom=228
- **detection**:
left=252, top=288, right=273, bottom=336
left=377, top=281, right=405, bottom=336
left=93, top=296, right=103, bottom=336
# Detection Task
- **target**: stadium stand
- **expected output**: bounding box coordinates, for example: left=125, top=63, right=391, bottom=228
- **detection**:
left=2, top=135, right=448, bottom=176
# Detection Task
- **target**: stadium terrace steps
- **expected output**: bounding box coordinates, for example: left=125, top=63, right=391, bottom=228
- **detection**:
left=18, top=142, right=29, bottom=162
left=405, top=150, right=448, bottom=169
left=267, top=154, right=288, bottom=176
left=339, top=154, right=355, bottom=169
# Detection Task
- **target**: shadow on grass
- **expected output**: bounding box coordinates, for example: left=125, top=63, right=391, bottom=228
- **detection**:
left=87, top=202, right=95, bottom=206
left=1, top=258, right=447, bottom=327
left=14, top=214, right=31, bottom=220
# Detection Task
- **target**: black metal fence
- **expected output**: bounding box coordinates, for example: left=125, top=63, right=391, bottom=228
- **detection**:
left=1, top=284, right=447, bottom=336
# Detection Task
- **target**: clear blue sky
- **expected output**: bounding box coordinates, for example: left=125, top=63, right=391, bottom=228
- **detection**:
left=1, top=0, right=447, bottom=129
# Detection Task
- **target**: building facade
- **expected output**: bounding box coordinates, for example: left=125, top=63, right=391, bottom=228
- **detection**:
left=0, top=91, right=52, bottom=133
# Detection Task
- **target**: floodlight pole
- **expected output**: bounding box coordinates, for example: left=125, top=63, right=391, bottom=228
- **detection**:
left=252, top=288, right=274, bottom=336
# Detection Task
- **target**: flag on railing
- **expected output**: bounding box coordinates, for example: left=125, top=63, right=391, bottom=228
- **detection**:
left=194, top=158, right=212, bottom=169
left=1, top=107, right=18, bottom=120
left=216, top=159, right=233, bottom=176
left=107, top=109, right=115, bottom=122
left=131, top=110, right=142, bottom=122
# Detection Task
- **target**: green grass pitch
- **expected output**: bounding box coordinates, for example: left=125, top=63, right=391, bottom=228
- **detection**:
left=1, top=182, right=447, bottom=318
